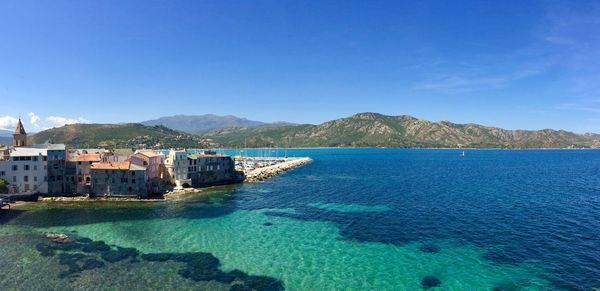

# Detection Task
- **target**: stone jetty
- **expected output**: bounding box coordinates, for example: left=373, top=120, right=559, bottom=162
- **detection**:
left=243, top=157, right=313, bottom=182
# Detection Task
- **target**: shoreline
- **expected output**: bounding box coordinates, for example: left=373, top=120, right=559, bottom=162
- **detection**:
left=9, top=158, right=313, bottom=206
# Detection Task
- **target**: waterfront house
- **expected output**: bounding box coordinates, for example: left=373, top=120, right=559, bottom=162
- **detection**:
left=187, top=153, right=243, bottom=187
left=164, top=149, right=190, bottom=188
left=45, top=143, right=67, bottom=195
left=1, top=147, right=48, bottom=194
left=90, top=161, right=147, bottom=197
left=67, top=152, right=103, bottom=194
left=130, top=150, right=165, bottom=194
left=0, top=120, right=68, bottom=195
left=102, top=148, right=133, bottom=162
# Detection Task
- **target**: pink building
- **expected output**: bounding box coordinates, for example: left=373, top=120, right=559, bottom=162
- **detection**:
left=67, top=152, right=103, bottom=194
left=129, top=151, right=165, bottom=194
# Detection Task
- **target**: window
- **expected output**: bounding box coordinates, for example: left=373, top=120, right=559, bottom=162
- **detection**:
left=33, top=156, right=38, bottom=161
left=86, top=177, right=90, bottom=183
left=24, top=165, right=30, bottom=171
left=78, top=176, right=83, bottom=183
left=89, top=161, right=92, bottom=165
left=0, top=171, right=4, bottom=176
left=12, top=165, right=17, bottom=171
left=131, top=171, right=135, bottom=176
left=24, top=175, right=29, bottom=182
left=143, top=161, right=148, bottom=166
left=78, top=161, right=82, bottom=165
left=34, top=165, right=37, bottom=171
left=43, top=156, right=47, bottom=161
left=132, top=179, right=136, bottom=184
left=44, top=165, right=47, bottom=170
left=58, top=175, right=62, bottom=181
left=34, top=176, right=37, bottom=182
left=12, top=176, right=16, bottom=182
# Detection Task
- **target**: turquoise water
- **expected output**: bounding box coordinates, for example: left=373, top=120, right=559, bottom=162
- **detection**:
left=1, top=149, right=599, bottom=290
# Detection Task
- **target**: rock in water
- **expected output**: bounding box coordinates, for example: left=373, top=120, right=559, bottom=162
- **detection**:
left=421, top=276, right=441, bottom=289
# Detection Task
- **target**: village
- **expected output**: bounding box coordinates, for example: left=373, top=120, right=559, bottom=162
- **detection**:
left=0, top=119, right=311, bottom=205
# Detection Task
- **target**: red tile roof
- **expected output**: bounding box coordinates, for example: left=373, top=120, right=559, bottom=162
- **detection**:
left=91, top=161, right=130, bottom=170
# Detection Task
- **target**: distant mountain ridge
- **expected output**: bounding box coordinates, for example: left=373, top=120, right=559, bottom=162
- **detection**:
left=141, top=114, right=291, bottom=134
left=0, top=129, right=13, bottom=145
left=24, top=113, right=600, bottom=149
left=204, top=112, right=600, bottom=148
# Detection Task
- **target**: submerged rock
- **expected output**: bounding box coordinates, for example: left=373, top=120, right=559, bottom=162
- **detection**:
left=263, top=222, right=274, bottom=226
left=419, top=244, right=440, bottom=253
left=421, top=276, right=441, bottom=289
left=101, top=247, right=139, bottom=262
left=45, top=233, right=70, bottom=242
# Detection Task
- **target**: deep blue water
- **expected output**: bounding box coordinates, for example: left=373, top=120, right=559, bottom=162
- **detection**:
left=234, top=148, right=600, bottom=289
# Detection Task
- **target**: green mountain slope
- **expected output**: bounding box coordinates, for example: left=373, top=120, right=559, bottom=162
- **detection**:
left=30, top=123, right=212, bottom=149
left=204, top=113, right=600, bottom=148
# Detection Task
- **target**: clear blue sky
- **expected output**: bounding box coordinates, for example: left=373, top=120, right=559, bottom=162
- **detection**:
left=1, top=0, right=599, bottom=133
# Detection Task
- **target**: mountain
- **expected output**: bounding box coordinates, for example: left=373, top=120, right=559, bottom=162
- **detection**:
left=0, top=129, right=12, bottom=137
left=203, top=112, right=600, bottom=148
left=0, top=129, right=13, bottom=145
left=141, top=114, right=282, bottom=134
left=30, top=123, right=214, bottom=149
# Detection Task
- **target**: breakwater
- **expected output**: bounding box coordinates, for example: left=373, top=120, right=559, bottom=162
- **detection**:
left=242, top=157, right=313, bottom=182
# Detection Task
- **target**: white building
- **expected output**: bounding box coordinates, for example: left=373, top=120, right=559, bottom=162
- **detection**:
left=0, top=147, right=49, bottom=193
left=163, top=149, right=190, bottom=188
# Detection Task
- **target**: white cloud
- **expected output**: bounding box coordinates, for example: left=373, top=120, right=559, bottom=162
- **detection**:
left=46, top=116, right=91, bottom=127
left=28, top=112, right=41, bottom=128
left=0, top=116, right=18, bottom=131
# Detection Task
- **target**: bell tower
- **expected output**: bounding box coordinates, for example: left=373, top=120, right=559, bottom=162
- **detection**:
left=13, top=118, right=27, bottom=147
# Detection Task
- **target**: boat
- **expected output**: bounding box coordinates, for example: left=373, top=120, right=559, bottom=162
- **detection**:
left=460, top=151, right=465, bottom=157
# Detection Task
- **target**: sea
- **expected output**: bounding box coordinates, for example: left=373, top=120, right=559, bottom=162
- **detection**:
left=1, top=148, right=599, bottom=290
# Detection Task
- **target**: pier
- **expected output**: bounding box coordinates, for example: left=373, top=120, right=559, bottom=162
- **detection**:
left=236, top=157, right=313, bottom=182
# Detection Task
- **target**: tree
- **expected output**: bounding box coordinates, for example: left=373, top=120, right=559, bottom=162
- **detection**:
left=0, top=178, right=7, bottom=194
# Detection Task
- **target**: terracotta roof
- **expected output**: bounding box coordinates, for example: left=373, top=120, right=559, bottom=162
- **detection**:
left=72, top=153, right=102, bottom=162
left=91, top=161, right=131, bottom=170
left=137, top=151, right=159, bottom=158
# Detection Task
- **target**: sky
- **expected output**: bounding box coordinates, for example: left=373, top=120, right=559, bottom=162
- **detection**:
left=1, top=0, right=600, bottom=133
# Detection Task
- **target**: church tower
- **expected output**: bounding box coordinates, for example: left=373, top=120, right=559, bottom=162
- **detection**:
left=13, top=118, right=27, bottom=147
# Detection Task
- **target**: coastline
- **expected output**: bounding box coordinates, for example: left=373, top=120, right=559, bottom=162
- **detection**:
left=8, top=158, right=313, bottom=206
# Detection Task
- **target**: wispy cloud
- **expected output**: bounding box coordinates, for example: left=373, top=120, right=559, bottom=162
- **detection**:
left=46, top=116, right=91, bottom=128
left=28, top=112, right=41, bottom=128
left=414, top=69, right=541, bottom=93
left=557, top=99, right=600, bottom=113
left=0, top=116, right=18, bottom=131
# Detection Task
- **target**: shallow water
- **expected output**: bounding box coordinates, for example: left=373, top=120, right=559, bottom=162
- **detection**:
left=1, top=149, right=599, bottom=290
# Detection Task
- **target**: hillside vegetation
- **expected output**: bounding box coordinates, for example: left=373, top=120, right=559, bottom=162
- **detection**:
left=30, top=123, right=212, bottom=149
left=27, top=113, right=600, bottom=149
